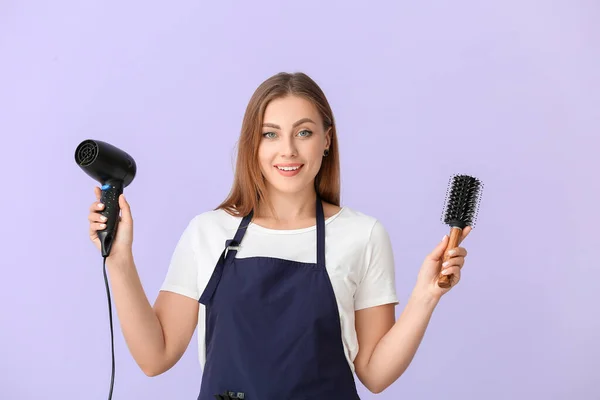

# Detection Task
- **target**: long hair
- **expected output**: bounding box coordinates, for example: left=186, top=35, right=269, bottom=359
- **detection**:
left=216, top=72, right=340, bottom=217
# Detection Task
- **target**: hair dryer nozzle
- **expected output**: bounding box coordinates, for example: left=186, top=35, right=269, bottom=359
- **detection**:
left=75, top=139, right=137, bottom=187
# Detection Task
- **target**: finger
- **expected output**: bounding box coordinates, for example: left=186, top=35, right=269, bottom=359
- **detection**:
left=90, top=201, right=104, bottom=213
left=445, top=246, right=468, bottom=259
left=88, top=212, right=108, bottom=223
left=442, top=257, right=465, bottom=270
left=94, top=186, right=101, bottom=201
left=428, top=235, right=449, bottom=262
left=90, top=222, right=107, bottom=232
left=450, top=270, right=461, bottom=286
left=119, top=194, right=133, bottom=223
left=441, top=266, right=461, bottom=277
left=459, top=226, right=472, bottom=245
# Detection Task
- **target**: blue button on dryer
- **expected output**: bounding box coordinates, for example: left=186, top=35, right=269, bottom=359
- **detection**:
left=101, top=184, right=111, bottom=190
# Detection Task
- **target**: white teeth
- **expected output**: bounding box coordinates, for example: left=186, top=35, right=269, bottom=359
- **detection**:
left=277, top=166, right=300, bottom=171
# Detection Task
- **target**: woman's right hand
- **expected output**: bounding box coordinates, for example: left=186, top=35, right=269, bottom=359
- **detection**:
left=88, top=186, right=134, bottom=260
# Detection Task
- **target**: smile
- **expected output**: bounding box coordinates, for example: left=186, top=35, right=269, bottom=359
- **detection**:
left=274, top=164, right=304, bottom=176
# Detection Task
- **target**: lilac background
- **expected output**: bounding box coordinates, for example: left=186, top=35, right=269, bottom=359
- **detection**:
left=1, top=1, right=599, bottom=399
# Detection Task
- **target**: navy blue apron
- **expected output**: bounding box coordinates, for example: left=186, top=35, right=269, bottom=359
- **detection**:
left=197, top=196, right=360, bottom=399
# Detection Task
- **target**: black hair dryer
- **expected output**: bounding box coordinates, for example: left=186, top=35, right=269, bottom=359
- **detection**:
left=75, top=139, right=137, bottom=258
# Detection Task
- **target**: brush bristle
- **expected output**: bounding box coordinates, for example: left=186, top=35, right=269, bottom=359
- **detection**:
left=441, top=174, right=483, bottom=229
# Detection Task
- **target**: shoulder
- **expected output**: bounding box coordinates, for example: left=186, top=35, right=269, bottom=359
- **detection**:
left=183, top=208, right=242, bottom=237
left=330, top=205, right=386, bottom=233
left=327, top=205, right=391, bottom=246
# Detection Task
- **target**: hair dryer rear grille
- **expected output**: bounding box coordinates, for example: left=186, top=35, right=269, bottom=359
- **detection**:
left=76, top=141, right=98, bottom=166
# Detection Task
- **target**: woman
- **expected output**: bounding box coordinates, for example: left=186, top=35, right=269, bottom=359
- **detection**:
left=87, top=72, right=470, bottom=399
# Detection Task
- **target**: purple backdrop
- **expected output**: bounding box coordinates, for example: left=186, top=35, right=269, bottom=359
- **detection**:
left=1, top=1, right=598, bottom=399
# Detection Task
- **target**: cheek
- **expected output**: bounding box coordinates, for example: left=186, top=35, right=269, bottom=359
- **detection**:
left=257, top=145, right=272, bottom=171
left=306, top=143, right=324, bottom=165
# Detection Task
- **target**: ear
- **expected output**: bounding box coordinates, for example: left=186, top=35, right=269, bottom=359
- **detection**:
left=325, top=127, right=332, bottom=149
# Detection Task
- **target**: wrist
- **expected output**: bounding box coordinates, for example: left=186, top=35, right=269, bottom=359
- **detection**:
left=106, top=251, right=135, bottom=270
left=409, top=286, right=441, bottom=309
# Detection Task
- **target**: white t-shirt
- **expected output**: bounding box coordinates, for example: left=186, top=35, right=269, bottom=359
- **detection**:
left=160, top=206, right=399, bottom=373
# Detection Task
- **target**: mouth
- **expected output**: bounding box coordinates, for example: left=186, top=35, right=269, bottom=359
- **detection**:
left=274, top=163, right=304, bottom=177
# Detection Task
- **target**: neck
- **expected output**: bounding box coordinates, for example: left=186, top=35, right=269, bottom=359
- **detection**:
left=257, top=186, right=318, bottom=223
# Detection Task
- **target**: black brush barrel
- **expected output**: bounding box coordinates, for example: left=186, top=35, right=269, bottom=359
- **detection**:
left=442, top=174, right=483, bottom=229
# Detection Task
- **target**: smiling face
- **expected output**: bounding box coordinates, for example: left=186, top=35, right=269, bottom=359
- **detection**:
left=258, top=95, right=331, bottom=197
left=217, top=72, right=341, bottom=218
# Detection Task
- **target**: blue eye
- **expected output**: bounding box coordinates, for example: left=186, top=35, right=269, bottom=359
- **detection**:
left=262, top=130, right=312, bottom=139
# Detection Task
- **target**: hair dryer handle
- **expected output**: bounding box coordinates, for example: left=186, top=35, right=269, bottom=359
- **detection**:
left=97, top=180, right=123, bottom=258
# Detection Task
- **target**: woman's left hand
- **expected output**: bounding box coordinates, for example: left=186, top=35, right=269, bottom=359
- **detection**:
left=415, top=226, right=471, bottom=300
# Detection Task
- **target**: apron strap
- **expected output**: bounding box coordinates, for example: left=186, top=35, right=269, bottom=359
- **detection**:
left=315, top=195, right=326, bottom=267
left=198, top=211, right=253, bottom=305
left=198, top=245, right=227, bottom=305
left=224, top=210, right=254, bottom=261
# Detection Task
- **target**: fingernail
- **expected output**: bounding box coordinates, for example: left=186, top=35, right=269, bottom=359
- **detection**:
left=442, top=269, right=452, bottom=275
left=99, top=224, right=106, bottom=228
left=442, top=261, right=449, bottom=267
left=442, top=235, right=447, bottom=241
left=97, top=203, right=104, bottom=209
left=448, top=249, right=456, bottom=256
left=100, top=216, right=107, bottom=221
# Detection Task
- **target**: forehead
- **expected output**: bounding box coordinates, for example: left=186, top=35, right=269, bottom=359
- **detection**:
left=263, top=95, right=321, bottom=125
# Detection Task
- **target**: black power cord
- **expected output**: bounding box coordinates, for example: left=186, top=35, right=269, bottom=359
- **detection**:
left=102, top=256, right=116, bottom=400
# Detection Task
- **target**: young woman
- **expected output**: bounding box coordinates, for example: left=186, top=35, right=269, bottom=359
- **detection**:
left=87, top=72, right=470, bottom=399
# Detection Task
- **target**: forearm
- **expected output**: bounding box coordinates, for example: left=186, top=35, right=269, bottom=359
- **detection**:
left=107, top=254, right=167, bottom=375
left=364, top=288, right=439, bottom=392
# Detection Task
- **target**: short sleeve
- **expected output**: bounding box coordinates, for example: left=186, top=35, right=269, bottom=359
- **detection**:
left=354, top=220, right=399, bottom=311
left=160, top=217, right=200, bottom=300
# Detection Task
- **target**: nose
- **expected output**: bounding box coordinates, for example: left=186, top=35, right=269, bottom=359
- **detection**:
left=279, top=135, right=297, bottom=158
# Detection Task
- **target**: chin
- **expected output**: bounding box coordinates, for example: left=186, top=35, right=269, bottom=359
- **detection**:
left=269, top=181, right=311, bottom=196
left=265, top=174, right=315, bottom=196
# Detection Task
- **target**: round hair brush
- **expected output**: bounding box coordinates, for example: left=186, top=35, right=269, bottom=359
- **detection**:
left=438, top=174, right=483, bottom=288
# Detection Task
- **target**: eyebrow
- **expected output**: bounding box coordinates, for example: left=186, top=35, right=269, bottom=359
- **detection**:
left=262, top=118, right=316, bottom=129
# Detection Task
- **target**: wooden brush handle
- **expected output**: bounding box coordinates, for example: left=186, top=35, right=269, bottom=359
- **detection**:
left=438, top=227, right=462, bottom=288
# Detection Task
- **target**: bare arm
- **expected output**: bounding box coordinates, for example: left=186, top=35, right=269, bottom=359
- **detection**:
left=87, top=190, right=200, bottom=377
left=353, top=291, right=438, bottom=393
left=107, top=255, right=199, bottom=376
left=353, top=234, right=470, bottom=393
left=353, top=227, right=472, bottom=393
